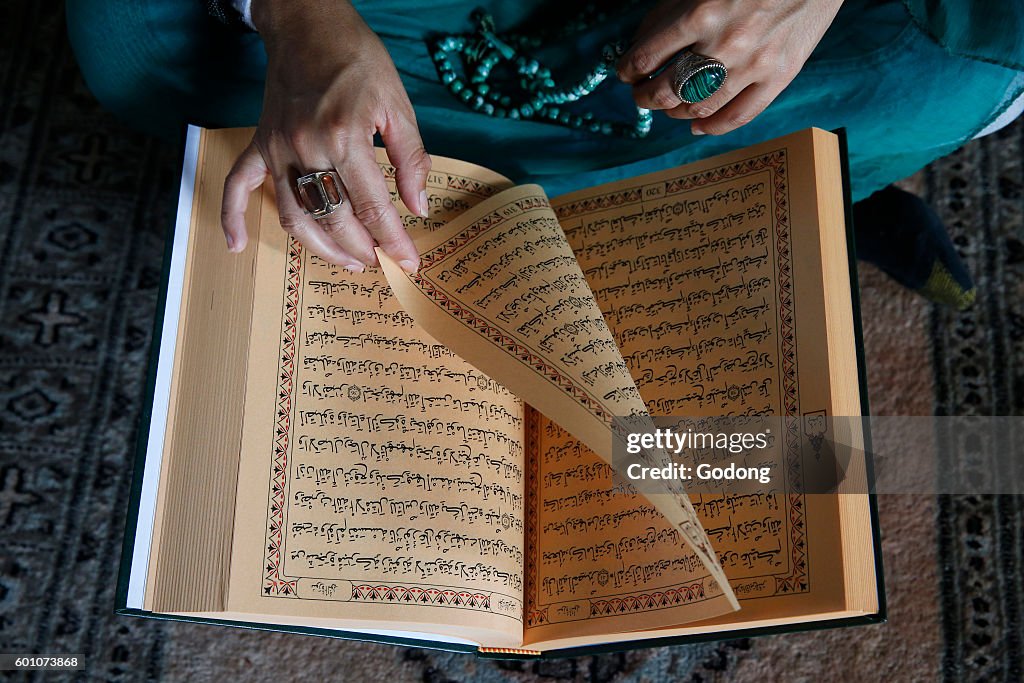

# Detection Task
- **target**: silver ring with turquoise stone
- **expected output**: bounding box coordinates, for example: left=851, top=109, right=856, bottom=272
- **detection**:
left=672, top=51, right=728, bottom=105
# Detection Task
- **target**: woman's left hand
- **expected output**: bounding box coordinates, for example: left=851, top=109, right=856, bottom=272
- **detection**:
left=618, top=0, right=845, bottom=135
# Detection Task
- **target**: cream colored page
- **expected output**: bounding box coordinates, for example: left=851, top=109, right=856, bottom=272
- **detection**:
left=228, top=147, right=528, bottom=645
left=526, top=131, right=846, bottom=645
left=377, top=185, right=738, bottom=621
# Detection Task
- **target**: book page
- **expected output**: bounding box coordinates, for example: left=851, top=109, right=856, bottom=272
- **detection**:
left=524, top=130, right=852, bottom=647
left=377, top=186, right=740, bottom=624
left=226, top=143, right=529, bottom=646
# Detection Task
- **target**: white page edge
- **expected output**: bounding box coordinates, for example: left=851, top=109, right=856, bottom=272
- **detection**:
left=126, top=124, right=201, bottom=609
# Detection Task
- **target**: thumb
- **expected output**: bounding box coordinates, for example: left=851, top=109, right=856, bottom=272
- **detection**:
left=221, top=141, right=269, bottom=253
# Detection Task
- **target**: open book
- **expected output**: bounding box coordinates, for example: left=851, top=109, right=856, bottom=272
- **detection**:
left=116, top=126, right=882, bottom=656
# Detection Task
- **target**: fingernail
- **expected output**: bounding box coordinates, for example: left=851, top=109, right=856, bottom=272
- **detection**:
left=399, top=259, right=419, bottom=275
left=344, top=263, right=365, bottom=273
left=225, top=233, right=236, bottom=251
left=692, top=128, right=705, bottom=136
left=418, top=190, right=429, bottom=218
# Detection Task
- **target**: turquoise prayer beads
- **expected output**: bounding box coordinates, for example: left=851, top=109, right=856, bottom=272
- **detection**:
left=429, top=8, right=652, bottom=138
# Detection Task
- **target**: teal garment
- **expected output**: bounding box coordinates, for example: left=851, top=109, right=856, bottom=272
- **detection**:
left=66, top=0, right=1024, bottom=202
left=902, top=0, right=1024, bottom=69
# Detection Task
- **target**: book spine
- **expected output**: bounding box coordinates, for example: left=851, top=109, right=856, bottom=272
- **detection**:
left=476, top=647, right=543, bottom=658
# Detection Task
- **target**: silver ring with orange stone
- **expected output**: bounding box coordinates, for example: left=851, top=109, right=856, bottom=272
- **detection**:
left=296, top=170, right=346, bottom=218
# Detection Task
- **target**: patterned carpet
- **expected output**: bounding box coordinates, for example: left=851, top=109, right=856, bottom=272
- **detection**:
left=1, top=2, right=1022, bottom=681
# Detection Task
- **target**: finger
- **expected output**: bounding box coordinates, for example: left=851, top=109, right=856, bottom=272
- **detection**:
left=691, top=81, right=784, bottom=136
left=269, top=169, right=367, bottom=270
left=380, top=109, right=432, bottom=219
left=617, top=4, right=704, bottom=83
left=221, top=141, right=269, bottom=253
left=632, top=66, right=688, bottom=111
left=336, top=143, right=420, bottom=273
left=664, top=69, right=753, bottom=121
left=311, top=181, right=380, bottom=266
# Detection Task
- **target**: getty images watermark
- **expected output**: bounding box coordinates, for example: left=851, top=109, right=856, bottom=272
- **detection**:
left=624, top=425, right=774, bottom=485
left=611, top=416, right=1024, bottom=495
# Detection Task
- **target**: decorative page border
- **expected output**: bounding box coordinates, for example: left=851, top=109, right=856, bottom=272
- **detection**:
left=379, top=162, right=501, bottom=199
left=761, top=150, right=809, bottom=595
left=262, top=238, right=303, bottom=598
left=525, top=408, right=544, bottom=626
left=589, top=582, right=707, bottom=618
left=351, top=585, right=491, bottom=609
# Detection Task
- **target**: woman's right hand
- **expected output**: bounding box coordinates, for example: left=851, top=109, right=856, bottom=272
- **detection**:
left=220, top=0, right=429, bottom=273
left=618, top=0, right=843, bottom=136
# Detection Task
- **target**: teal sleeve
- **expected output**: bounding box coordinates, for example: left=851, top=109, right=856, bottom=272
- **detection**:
left=902, top=0, right=1024, bottom=69
left=67, top=0, right=1024, bottom=202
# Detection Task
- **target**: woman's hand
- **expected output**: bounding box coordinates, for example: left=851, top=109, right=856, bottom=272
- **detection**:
left=221, top=0, right=429, bottom=273
left=618, top=0, right=844, bottom=136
